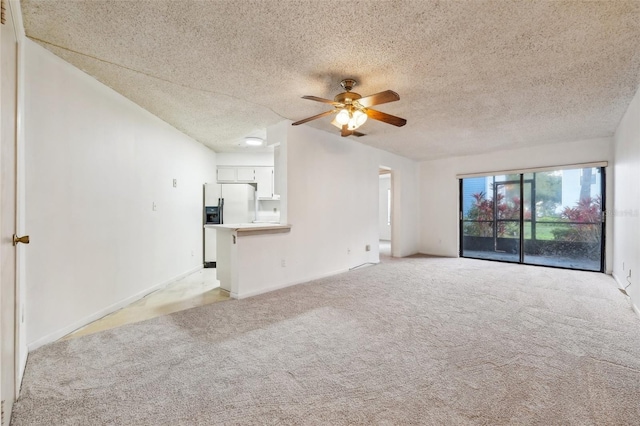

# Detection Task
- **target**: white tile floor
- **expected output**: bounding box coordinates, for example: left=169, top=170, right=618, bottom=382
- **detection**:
left=62, top=268, right=229, bottom=340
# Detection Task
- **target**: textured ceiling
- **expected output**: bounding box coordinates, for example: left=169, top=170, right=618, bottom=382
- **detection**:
left=21, top=0, right=640, bottom=161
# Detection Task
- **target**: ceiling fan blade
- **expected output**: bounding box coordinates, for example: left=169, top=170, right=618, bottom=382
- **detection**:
left=365, top=109, right=407, bottom=127
left=352, top=131, right=366, bottom=137
left=356, top=90, right=400, bottom=108
left=302, top=95, right=343, bottom=106
left=292, top=110, right=336, bottom=126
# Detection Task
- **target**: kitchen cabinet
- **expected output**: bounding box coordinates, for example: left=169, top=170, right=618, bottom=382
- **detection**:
left=255, top=167, right=274, bottom=199
left=217, top=166, right=275, bottom=198
left=236, top=167, right=256, bottom=182
left=217, top=167, right=237, bottom=182
left=217, top=166, right=252, bottom=183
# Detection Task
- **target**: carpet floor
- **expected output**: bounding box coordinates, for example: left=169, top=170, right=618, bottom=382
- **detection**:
left=11, top=256, right=640, bottom=425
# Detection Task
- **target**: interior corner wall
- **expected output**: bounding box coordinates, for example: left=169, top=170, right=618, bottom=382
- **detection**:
left=24, top=40, right=217, bottom=349
left=419, top=137, right=614, bottom=270
left=612, top=83, right=640, bottom=311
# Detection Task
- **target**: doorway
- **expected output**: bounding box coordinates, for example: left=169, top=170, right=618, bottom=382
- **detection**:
left=460, top=166, right=605, bottom=272
left=379, top=167, right=392, bottom=258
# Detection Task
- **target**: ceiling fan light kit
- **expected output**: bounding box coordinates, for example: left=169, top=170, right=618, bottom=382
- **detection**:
left=292, top=79, right=407, bottom=137
left=335, top=109, right=350, bottom=125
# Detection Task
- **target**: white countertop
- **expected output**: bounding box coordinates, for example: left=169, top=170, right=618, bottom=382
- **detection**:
left=204, top=223, right=291, bottom=235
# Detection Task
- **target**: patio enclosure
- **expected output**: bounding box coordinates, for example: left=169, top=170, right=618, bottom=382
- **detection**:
left=459, top=166, right=605, bottom=272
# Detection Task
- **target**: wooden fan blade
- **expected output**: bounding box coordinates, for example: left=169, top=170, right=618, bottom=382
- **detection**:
left=302, top=95, right=342, bottom=106
left=292, top=110, right=336, bottom=126
left=356, top=90, right=400, bottom=108
left=352, top=131, right=365, bottom=137
left=365, top=109, right=407, bottom=127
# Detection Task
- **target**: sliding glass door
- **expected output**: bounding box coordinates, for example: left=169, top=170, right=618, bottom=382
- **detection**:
left=460, top=175, right=521, bottom=263
left=460, top=167, right=604, bottom=272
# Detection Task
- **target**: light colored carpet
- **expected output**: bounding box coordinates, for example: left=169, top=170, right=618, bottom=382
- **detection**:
left=12, top=256, right=640, bottom=425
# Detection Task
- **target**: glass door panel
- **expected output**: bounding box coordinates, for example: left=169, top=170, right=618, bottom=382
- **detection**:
left=522, top=168, right=602, bottom=271
left=460, top=175, right=520, bottom=263
left=461, top=176, right=495, bottom=260
left=494, top=176, right=521, bottom=262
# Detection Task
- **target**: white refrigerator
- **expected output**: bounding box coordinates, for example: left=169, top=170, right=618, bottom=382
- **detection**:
left=204, top=183, right=256, bottom=266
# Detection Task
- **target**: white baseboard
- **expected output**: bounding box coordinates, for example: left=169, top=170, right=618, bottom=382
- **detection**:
left=234, top=267, right=350, bottom=300
left=612, top=272, right=640, bottom=319
left=27, top=265, right=203, bottom=351
left=18, top=343, right=28, bottom=391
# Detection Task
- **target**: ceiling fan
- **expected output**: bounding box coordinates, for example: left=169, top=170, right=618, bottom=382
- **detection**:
left=292, top=79, right=407, bottom=137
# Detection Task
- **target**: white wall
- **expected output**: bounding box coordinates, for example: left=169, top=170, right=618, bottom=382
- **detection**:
left=286, top=123, right=420, bottom=261
left=24, top=41, right=217, bottom=349
left=228, top=121, right=420, bottom=298
left=419, top=137, right=614, bottom=271
left=612, top=83, right=640, bottom=313
left=379, top=175, right=391, bottom=240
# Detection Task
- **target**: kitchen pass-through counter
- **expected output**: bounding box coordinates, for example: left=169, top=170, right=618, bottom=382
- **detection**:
left=204, top=223, right=292, bottom=298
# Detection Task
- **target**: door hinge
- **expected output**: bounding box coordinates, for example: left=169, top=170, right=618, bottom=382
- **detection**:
left=1, top=0, right=6, bottom=24
left=1, top=399, right=5, bottom=425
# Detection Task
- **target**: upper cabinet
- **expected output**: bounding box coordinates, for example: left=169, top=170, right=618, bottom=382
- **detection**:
left=217, top=166, right=274, bottom=199
left=254, top=167, right=274, bottom=199
left=236, top=167, right=256, bottom=182
left=216, top=167, right=237, bottom=182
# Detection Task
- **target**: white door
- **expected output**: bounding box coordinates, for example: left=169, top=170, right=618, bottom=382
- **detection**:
left=1, top=1, right=22, bottom=423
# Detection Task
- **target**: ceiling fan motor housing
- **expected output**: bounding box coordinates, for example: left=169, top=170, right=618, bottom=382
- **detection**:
left=334, top=91, right=362, bottom=104
left=340, top=78, right=357, bottom=92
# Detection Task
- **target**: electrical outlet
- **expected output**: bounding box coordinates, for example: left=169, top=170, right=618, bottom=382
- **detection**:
left=191, top=250, right=194, bottom=257
left=152, top=202, right=157, bottom=211
left=365, top=244, right=371, bottom=251
left=281, top=259, right=286, bottom=267
left=173, top=178, right=177, bottom=188
left=347, top=248, right=351, bottom=254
